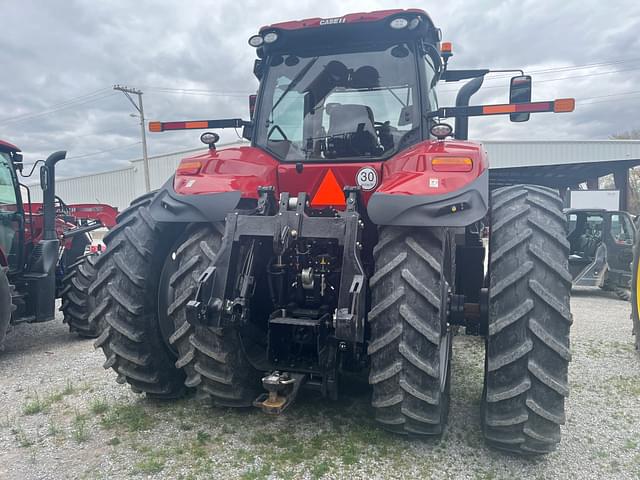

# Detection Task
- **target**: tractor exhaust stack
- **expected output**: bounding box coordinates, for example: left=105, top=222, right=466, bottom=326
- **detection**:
left=41, top=150, right=66, bottom=241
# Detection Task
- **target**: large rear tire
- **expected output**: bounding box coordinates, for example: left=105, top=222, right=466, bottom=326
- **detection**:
left=181, top=231, right=263, bottom=407
left=482, top=185, right=572, bottom=455
left=61, top=254, right=100, bottom=338
left=164, top=223, right=229, bottom=394
left=368, top=226, right=453, bottom=435
left=0, top=267, right=14, bottom=349
left=91, top=192, right=186, bottom=398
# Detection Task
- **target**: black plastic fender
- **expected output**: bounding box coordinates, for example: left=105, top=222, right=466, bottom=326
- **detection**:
left=367, top=169, right=489, bottom=227
left=148, top=177, right=242, bottom=223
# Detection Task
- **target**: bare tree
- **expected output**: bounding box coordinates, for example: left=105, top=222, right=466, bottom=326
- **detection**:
left=610, top=130, right=640, bottom=213
left=611, top=129, right=640, bottom=140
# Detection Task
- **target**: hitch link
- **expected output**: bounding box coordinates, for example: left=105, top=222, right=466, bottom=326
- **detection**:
left=253, top=371, right=307, bottom=414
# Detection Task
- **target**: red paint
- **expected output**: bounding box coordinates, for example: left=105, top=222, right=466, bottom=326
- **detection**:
left=173, top=140, right=485, bottom=208
left=310, top=170, right=346, bottom=208
left=19, top=203, right=118, bottom=251
left=0, top=139, right=19, bottom=152
left=377, top=140, right=487, bottom=197
left=260, top=9, right=428, bottom=32
left=64, top=204, right=118, bottom=228
left=20, top=208, right=74, bottom=250
left=277, top=161, right=383, bottom=206
left=174, top=146, right=279, bottom=199
left=516, top=102, right=550, bottom=112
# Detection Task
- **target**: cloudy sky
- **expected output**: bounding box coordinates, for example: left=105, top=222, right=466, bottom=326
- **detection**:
left=2, top=0, right=640, bottom=177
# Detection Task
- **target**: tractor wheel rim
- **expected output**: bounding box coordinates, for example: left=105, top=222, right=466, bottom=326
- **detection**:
left=439, top=279, right=451, bottom=393
left=440, top=329, right=452, bottom=392
left=157, top=249, right=180, bottom=358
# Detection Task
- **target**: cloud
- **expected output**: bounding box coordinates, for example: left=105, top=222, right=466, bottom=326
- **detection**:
left=1, top=0, right=640, bottom=178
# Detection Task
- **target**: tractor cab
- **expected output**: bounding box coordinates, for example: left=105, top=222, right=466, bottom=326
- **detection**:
left=250, top=11, right=440, bottom=163
left=0, top=141, right=25, bottom=274
left=567, top=208, right=635, bottom=294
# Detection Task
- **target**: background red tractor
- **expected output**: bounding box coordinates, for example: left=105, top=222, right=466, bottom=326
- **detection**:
left=0, top=140, right=117, bottom=349
left=91, top=9, right=574, bottom=455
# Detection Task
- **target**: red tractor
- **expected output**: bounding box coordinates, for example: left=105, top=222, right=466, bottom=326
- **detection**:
left=91, top=9, right=574, bottom=454
left=0, top=140, right=118, bottom=348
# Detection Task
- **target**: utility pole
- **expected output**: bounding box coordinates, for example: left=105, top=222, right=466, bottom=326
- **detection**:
left=113, top=85, right=151, bottom=193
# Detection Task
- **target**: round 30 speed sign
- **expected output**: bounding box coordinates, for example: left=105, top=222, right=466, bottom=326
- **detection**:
left=356, top=166, right=378, bottom=191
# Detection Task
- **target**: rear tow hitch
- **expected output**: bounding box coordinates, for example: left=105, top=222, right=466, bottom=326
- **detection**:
left=253, top=371, right=307, bottom=414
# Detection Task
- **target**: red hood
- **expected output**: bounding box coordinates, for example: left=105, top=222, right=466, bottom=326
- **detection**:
left=0, top=139, right=20, bottom=153
left=260, top=9, right=429, bottom=32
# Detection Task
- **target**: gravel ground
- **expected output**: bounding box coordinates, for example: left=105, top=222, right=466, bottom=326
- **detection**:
left=0, top=291, right=639, bottom=480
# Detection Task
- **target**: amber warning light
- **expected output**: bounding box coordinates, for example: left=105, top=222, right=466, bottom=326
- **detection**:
left=431, top=98, right=575, bottom=119
left=148, top=118, right=248, bottom=132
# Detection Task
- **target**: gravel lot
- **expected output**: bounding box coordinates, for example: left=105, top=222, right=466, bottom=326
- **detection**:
left=1, top=291, right=639, bottom=480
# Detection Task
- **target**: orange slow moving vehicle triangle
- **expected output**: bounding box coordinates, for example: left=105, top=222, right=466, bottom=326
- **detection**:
left=310, top=169, right=346, bottom=208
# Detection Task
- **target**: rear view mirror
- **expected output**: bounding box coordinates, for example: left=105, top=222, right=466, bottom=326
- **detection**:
left=13, top=152, right=24, bottom=172
left=509, top=75, right=532, bottom=122
left=249, top=94, right=257, bottom=119
left=253, top=59, right=263, bottom=80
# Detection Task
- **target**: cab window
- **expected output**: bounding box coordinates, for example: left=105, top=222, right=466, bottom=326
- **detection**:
left=610, top=214, right=634, bottom=245
left=0, top=152, right=18, bottom=212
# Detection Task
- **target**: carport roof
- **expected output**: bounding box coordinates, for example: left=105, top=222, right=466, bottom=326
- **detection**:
left=483, top=140, right=640, bottom=188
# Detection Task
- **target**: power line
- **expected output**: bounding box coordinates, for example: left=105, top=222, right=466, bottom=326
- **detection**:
left=0, top=88, right=110, bottom=123
left=0, top=92, right=117, bottom=125
left=578, top=90, right=640, bottom=102
left=578, top=95, right=640, bottom=106
left=21, top=142, right=143, bottom=167
left=65, top=141, right=142, bottom=160
left=438, top=66, right=640, bottom=94
left=474, top=57, right=640, bottom=81
left=144, top=87, right=249, bottom=97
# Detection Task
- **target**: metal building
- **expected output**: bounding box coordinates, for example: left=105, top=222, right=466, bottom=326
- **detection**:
left=35, top=139, right=640, bottom=211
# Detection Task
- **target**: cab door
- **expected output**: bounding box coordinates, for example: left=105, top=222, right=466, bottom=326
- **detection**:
left=0, top=152, right=24, bottom=272
left=606, top=212, right=635, bottom=275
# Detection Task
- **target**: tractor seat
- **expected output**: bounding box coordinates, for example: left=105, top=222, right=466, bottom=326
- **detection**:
left=325, top=103, right=378, bottom=156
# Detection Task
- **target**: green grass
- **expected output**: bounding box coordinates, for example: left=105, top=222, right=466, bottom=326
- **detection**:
left=100, top=403, right=154, bottom=432
left=89, top=398, right=110, bottom=415
left=107, top=437, right=121, bottom=446
left=134, top=457, right=165, bottom=474
left=240, top=463, right=272, bottom=480
left=608, top=374, right=640, bottom=397
left=23, top=395, right=46, bottom=415
left=11, top=427, right=35, bottom=447
left=62, top=380, right=76, bottom=396
left=72, top=413, right=89, bottom=443
left=310, top=460, right=331, bottom=479
left=196, top=430, right=211, bottom=445
left=47, top=420, right=62, bottom=438
left=22, top=382, right=78, bottom=415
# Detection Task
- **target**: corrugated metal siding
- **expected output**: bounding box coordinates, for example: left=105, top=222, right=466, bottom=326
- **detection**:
left=28, top=166, right=137, bottom=210
left=28, top=140, right=640, bottom=210
left=483, top=140, right=640, bottom=169
left=131, top=146, right=210, bottom=191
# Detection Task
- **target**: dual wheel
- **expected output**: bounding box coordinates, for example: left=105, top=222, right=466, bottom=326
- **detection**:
left=368, top=185, right=571, bottom=453
left=92, top=185, right=570, bottom=454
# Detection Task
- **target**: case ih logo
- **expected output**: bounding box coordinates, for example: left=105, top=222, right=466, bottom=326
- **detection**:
left=319, top=17, right=346, bottom=25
